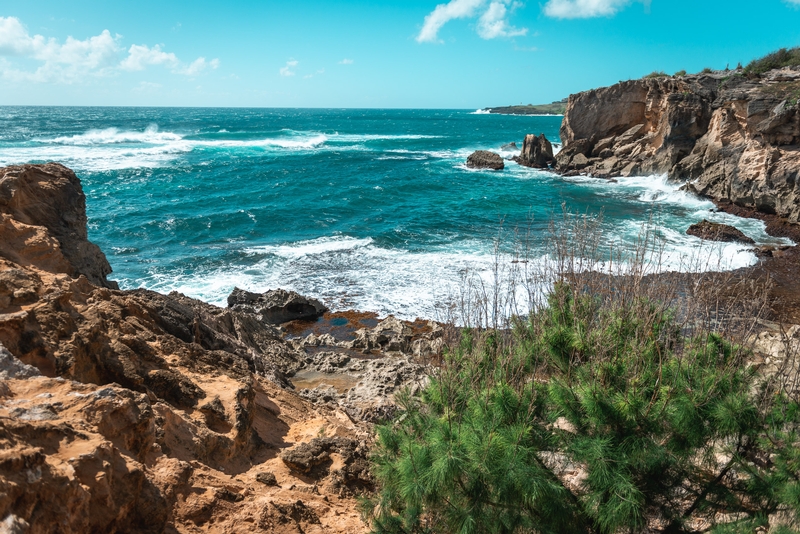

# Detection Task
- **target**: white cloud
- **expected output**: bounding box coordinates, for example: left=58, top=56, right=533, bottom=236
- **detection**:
left=339, top=58, right=354, bottom=64
left=0, top=16, right=219, bottom=83
left=280, top=59, right=298, bottom=77
left=543, top=0, right=646, bottom=19
left=417, top=0, right=484, bottom=43
left=120, top=44, right=179, bottom=71
left=416, top=0, right=527, bottom=43
left=477, top=2, right=527, bottom=39
left=178, top=57, right=219, bottom=76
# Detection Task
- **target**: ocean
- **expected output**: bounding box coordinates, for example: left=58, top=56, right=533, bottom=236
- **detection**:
left=0, top=107, right=791, bottom=320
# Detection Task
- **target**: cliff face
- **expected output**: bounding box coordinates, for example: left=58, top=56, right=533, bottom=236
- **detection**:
left=0, top=164, right=117, bottom=288
left=555, top=68, right=800, bottom=220
left=0, top=164, right=429, bottom=533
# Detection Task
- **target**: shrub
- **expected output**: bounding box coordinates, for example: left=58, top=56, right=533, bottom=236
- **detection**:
left=744, top=47, right=800, bottom=77
left=644, top=71, right=669, bottom=79
left=365, top=213, right=800, bottom=534
left=674, top=70, right=687, bottom=77
left=701, top=67, right=714, bottom=74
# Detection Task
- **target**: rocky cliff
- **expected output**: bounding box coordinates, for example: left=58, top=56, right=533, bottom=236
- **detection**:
left=554, top=67, right=800, bottom=221
left=0, top=164, right=433, bottom=533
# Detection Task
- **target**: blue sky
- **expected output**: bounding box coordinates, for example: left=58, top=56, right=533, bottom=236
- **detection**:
left=1, top=0, right=800, bottom=108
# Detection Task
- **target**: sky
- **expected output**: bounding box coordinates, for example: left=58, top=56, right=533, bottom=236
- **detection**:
left=1, top=0, right=800, bottom=108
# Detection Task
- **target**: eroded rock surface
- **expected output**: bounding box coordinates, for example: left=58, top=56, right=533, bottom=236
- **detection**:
left=0, top=163, right=117, bottom=288
left=515, top=133, right=555, bottom=168
left=555, top=68, right=800, bottom=221
left=228, top=287, right=328, bottom=324
left=290, top=316, right=437, bottom=423
left=0, top=164, right=374, bottom=533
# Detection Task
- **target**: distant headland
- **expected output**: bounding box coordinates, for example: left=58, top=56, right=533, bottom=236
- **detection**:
left=480, top=98, right=568, bottom=116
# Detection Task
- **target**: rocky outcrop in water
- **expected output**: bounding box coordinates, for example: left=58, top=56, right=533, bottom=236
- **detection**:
left=686, top=219, right=756, bottom=244
left=0, top=164, right=393, bottom=533
left=555, top=68, right=800, bottom=220
left=515, top=133, right=555, bottom=168
left=467, top=150, right=504, bottom=170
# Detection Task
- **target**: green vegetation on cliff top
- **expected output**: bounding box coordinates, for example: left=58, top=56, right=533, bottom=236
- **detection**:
left=485, top=100, right=567, bottom=115
left=745, top=47, right=800, bottom=76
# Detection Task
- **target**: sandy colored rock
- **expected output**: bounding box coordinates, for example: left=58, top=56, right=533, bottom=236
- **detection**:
left=556, top=68, right=800, bottom=221
left=0, top=164, right=372, bottom=533
left=0, top=164, right=117, bottom=288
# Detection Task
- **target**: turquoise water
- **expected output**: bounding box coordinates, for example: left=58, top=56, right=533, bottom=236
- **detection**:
left=0, top=107, right=790, bottom=319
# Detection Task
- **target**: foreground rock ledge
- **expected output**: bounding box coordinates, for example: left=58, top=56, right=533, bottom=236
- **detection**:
left=0, top=163, right=435, bottom=534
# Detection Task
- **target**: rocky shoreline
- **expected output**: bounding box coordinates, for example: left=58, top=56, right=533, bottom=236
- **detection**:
left=4, top=64, right=800, bottom=534
left=0, top=164, right=434, bottom=533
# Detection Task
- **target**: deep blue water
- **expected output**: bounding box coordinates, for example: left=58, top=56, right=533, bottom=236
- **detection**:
left=0, top=107, right=789, bottom=319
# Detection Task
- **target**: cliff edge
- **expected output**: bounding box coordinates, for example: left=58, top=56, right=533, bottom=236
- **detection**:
left=555, top=67, right=800, bottom=221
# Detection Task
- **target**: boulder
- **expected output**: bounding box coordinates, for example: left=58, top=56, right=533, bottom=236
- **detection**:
left=515, top=133, right=555, bottom=168
left=466, top=150, right=504, bottom=170
left=227, top=287, right=328, bottom=324
left=686, top=219, right=755, bottom=244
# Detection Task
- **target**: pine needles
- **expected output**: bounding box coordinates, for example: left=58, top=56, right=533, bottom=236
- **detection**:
left=365, top=211, right=800, bottom=534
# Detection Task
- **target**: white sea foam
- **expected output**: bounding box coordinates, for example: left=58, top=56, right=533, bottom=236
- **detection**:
left=470, top=109, right=491, bottom=115
left=49, top=125, right=182, bottom=145
left=129, top=235, right=500, bottom=322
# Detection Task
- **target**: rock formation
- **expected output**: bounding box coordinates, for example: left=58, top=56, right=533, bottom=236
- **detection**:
left=466, top=150, right=504, bottom=170
left=228, top=287, right=328, bottom=324
left=515, top=133, right=555, bottom=168
left=686, top=219, right=756, bottom=244
left=0, top=163, right=435, bottom=533
left=0, top=163, right=117, bottom=288
left=554, top=68, right=800, bottom=221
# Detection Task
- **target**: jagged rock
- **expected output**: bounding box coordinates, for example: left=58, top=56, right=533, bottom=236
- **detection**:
left=466, top=150, right=504, bottom=170
left=281, top=437, right=372, bottom=490
left=555, top=70, right=800, bottom=220
left=227, top=287, right=327, bottom=324
left=0, top=164, right=117, bottom=288
left=350, top=315, right=412, bottom=353
left=256, top=471, right=278, bottom=486
left=0, top=342, right=41, bottom=380
left=500, top=142, right=518, bottom=151
left=515, top=133, right=555, bottom=168
left=0, top=163, right=374, bottom=533
left=687, top=219, right=756, bottom=244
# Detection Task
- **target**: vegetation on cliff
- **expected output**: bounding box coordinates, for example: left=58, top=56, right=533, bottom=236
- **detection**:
left=745, top=47, right=800, bottom=77
left=485, top=100, right=567, bottom=116
left=365, top=216, right=800, bottom=534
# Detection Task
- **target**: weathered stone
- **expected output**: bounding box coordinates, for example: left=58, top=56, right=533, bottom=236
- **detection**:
left=256, top=471, right=278, bottom=486
left=515, top=133, right=555, bottom=168
left=227, top=287, right=327, bottom=324
left=0, top=164, right=117, bottom=288
left=466, top=150, right=504, bottom=170
left=555, top=71, right=800, bottom=221
left=686, top=219, right=756, bottom=244
left=0, top=342, right=41, bottom=380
